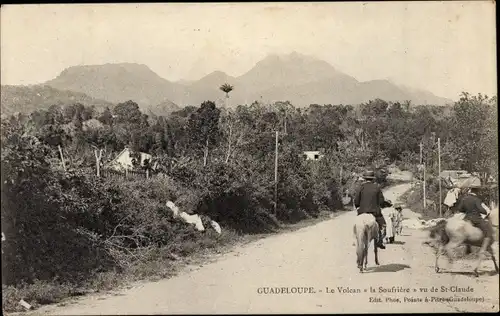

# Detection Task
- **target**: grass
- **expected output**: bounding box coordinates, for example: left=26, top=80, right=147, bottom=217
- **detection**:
left=2, top=208, right=348, bottom=314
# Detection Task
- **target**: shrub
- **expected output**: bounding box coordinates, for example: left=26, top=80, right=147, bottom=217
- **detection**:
left=1, top=132, right=116, bottom=285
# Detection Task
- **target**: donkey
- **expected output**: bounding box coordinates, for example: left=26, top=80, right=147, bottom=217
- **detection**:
left=353, top=213, right=380, bottom=272
left=428, top=212, right=499, bottom=277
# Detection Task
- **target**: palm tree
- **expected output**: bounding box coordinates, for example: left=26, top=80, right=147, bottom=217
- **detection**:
left=219, top=83, right=234, bottom=108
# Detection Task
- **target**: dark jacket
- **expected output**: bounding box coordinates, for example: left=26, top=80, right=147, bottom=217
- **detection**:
left=456, top=193, right=488, bottom=221
left=354, top=181, right=389, bottom=217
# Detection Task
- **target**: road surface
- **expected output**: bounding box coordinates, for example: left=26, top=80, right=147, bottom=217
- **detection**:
left=30, top=183, right=499, bottom=314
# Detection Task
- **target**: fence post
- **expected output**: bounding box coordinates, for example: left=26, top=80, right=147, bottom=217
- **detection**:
left=58, top=145, right=67, bottom=172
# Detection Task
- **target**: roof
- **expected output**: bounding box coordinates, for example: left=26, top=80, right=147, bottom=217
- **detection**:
left=107, top=147, right=152, bottom=167
left=108, top=147, right=129, bottom=166
left=439, top=170, right=472, bottom=178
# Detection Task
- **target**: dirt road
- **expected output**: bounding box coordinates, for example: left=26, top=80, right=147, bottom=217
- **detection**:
left=31, top=183, right=499, bottom=314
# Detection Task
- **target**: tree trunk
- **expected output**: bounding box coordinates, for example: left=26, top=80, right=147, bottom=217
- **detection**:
left=225, top=124, right=232, bottom=164
left=203, top=138, right=209, bottom=167
left=95, top=149, right=103, bottom=177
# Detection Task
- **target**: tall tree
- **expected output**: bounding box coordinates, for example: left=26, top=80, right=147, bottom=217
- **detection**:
left=98, top=107, right=113, bottom=125
left=448, top=92, right=497, bottom=182
left=187, top=101, right=221, bottom=166
left=219, top=83, right=234, bottom=108
left=113, top=100, right=142, bottom=125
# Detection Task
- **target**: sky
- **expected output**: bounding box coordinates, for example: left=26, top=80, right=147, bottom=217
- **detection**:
left=1, top=2, right=497, bottom=100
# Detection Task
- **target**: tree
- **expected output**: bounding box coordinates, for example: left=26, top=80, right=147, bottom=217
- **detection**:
left=448, top=92, right=497, bottom=181
left=47, top=104, right=65, bottom=125
left=301, top=104, right=344, bottom=151
left=219, top=83, right=234, bottom=108
left=98, top=107, right=113, bottom=125
left=187, top=101, right=221, bottom=166
left=113, top=101, right=142, bottom=125
left=72, top=110, right=83, bottom=130
left=219, top=107, right=254, bottom=164
left=81, top=105, right=94, bottom=121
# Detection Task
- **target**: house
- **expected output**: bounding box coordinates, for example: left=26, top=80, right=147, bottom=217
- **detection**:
left=107, top=147, right=152, bottom=171
left=303, top=151, right=323, bottom=161
left=439, top=170, right=472, bottom=186
left=440, top=170, right=472, bottom=180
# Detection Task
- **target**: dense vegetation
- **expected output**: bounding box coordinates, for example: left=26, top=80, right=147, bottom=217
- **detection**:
left=1, top=92, right=497, bottom=310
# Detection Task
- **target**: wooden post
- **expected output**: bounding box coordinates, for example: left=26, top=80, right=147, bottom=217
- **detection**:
left=274, top=131, right=279, bottom=216
left=125, top=168, right=128, bottom=179
left=58, top=145, right=67, bottom=172
left=438, top=138, right=442, bottom=217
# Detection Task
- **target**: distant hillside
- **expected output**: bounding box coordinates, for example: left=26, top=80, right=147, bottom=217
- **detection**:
left=222, top=53, right=452, bottom=106
left=40, top=53, right=453, bottom=108
left=144, top=100, right=181, bottom=117
left=45, top=63, right=187, bottom=107
left=183, top=71, right=237, bottom=106
left=0, top=84, right=113, bottom=116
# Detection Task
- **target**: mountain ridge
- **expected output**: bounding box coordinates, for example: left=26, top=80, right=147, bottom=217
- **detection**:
left=0, top=84, right=114, bottom=116
left=3, top=52, right=453, bottom=115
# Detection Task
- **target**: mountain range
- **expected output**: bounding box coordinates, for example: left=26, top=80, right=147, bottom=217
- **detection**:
left=0, top=85, right=113, bottom=117
left=1, top=52, right=453, bottom=116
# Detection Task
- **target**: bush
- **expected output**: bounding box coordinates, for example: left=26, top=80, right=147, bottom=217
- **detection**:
left=0, top=126, right=228, bottom=288
left=1, top=133, right=116, bottom=285
left=187, top=159, right=279, bottom=234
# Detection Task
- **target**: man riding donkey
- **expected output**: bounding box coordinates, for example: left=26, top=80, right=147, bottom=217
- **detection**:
left=354, top=170, right=393, bottom=249
left=430, top=179, right=498, bottom=276
left=456, top=182, right=494, bottom=255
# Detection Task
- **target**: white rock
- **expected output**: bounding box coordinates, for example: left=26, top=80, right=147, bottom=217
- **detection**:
left=19, top=299, right=32, bottom=310
left=179, top=212, right=205, bottom=231
left=166, top=201, right=180, bottom=217
left=210, top=220, right=222, bottom=234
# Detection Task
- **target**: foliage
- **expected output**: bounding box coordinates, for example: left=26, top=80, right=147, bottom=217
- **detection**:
left=219, top=83, right=234, bottom=96
left=2, top=91, right=498, bottom=308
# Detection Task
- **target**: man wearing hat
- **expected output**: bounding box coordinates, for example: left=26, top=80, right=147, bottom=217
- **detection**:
left=354, top=170, right=392, bottom=249
left=456, top=182, right=493, bottom=252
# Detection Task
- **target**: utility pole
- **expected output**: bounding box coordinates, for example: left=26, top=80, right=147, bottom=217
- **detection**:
left=419, top=142, right=426, bottom=209
left=284, top=107, right=287, bottom=135
left=274, top=131, right=279, bottom=216
left=423, top=162, right=427, bottom=210
left=419, top=142, right=423, bottom=165
left=438, top=137, right=442, bottom=217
